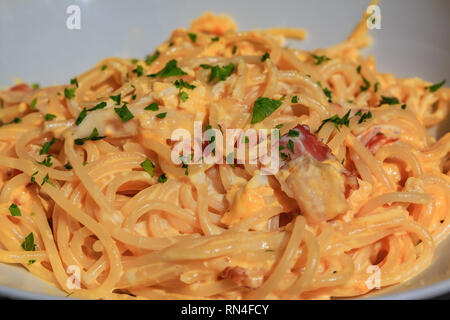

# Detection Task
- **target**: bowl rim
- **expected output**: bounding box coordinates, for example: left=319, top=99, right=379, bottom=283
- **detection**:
left=0, top=278, right=448, bottom=300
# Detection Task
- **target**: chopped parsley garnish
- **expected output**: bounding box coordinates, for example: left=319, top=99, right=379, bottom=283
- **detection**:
left=315, top=110, right=351, bottom=133
left=200, top=63, right=235, bottom=83
left=37, top=155, right=53, bottom=167
left=75, top=108, right=87, bottom=126
left=31, top=83, right=40, bottom=89
left=323, top=87, right=333, bottom=102
left=44, top=113, right=56, bottom=121
left=156, top=112, right=167, bottom=119
left=174, top=79, right=196, bottom=90
left=374, top=82, right=379, bottom=93
left=148, top=59, right=187, bottom=78
left=101, top=65, right=107, bottom=70
left=41, top=173, right=54, bottom=187
left=70, top=78, right=79, bottom=88
left=287, top=140, right=295, bottom=153
left=379, top=96, right=400, bottom=105
left=132, top=65, right=144, bottom=77
left=39, top=138, right=57, bottom=155
left=401, top=104, right=407, bottom=109
left=145, top=51, right=160, bottom=66
left=140, top=158, right=155, bottom=177
left=64, top=162, right=72, bottom=170
left=251, top=97, right=283, bottom=124
left=30, top=98, right=37, bottom=110
left=158, top=173, right=167, bottom=183
left=288, top=129, right=299, bottom=137
left=244, top=136, right=250, bottom=143
left=317, top=82, right=332, bottom=102
left=211, top=36, right=220, bottom=42
left=174, top=79, right=196, bottom=102
left=110, top=94, right=121, bottom=105
left=87, top=101, right=107, bottom=111
left=311, top=54, right=331, bottom=65
left=355, top=110, right=372, bottom=124
left=291, top=96, right=298, bottom=103
left=21, top=233, right=36, bottom=251
left=168, top=42, right=174, bottom=47
left=114, top=104, right=134, bottom=122
left=356, top=65, right=361, bottom=74
left=9, top=203, right=21, bottom=216
left=188, top=32, right=197, bottom=43
left=261, top=52, right=270, bottom=62
left=275, top=124, right=283, bottom=129
left=132, top=94, right=136, bottom=100
left=425, top=80, right=446, bottom=92
left=179, top=91, right=189, bottom=102
left=144, top=102, right=159, bottom=111
left=74, top=128, right=106, bottom=146
left=131, top=58, right=139, bottom=65
left=64, top=87, right=76, bottom=99
left=360, top=77, right=370, bottom=92
left=232, top=45, right=237, bottom=54
left=30, top=171, right=38, bottom=183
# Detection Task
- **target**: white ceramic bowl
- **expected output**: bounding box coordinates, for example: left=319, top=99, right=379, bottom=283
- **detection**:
left=0, top=0, right=449, bottom=299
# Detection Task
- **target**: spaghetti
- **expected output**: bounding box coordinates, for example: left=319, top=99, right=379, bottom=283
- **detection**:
left=0, top=11, right=448, bottom=300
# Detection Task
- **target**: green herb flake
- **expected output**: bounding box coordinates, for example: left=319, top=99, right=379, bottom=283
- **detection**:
left=374, top=82, right=379, bottom=93
left=211, top=36, right=220, bottom=42
left=156, top=112, right=167, bottom=119
left=64, top=162, right=72, bottom=170
left=101, top=65, right=107, bottom=71
left=288, top=129, right=299, bottom=137
left=311, top=54, right=331, bottom=65
left=30, top=171, right=38, bottom=184
left=64, top=87, right=76, bottom=99
left=75, top=108, right=87, bottom=126
left=88, top=101, right=107, bottom=111
left=261, top=52, right=270, bottom=62
left=200, top=63, right=235, bottom=83
left=31, top=83, right=40, bottom=89
left=379, top=96, right=400, bottom=105
left=114, top=104, right=134, bottom=122
left=287, top=140, right=295, bottom=153
left=39, top=137, right=57, bottom=155
left=148, top=59, right=187, bottom=78
left=360, top=76, right=370, bottom=92
left=358, top=111, right=372, bottom=124
left=37, top=155, right=53, bottom=167
left=21, top=233, right=36, bottom=251
left=132, top=65, right=144, bottom=77
left=145, top=51, right=160, bottom=66
left=158, top=173, right=167, bottom=183
left=145, top=102, right=159, bottom=111
left=291, top=96, right=298, bottom=103
left=315, top=110, right=351, bottom=133
left=179, top=91, right=189, bottom=102
left=70, top=77, right=79, bottom=88
left=140, top=159, right=155, bottom=177
left=250, top=97, right=283, bottom=124
left=41, top=173, right=54, bottom=187
left=188, top=32, right=197, bottom=43
left=30, top=98, right=37, bottom=110
left=425, top=80, right=446, bottom=93
left=44, top=113, right=57, bottom=121
left=110, top=94, right=121, bottom=105
left=74, top=128, right=106, bottom=146
left=9, top=203, right=21, bottom=216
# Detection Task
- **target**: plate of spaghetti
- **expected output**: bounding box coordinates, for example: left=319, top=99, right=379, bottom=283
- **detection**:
left=0, top=0, right=449, bottom=300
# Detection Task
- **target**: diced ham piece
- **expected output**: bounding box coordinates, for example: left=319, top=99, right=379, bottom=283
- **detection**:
left=10, top=83, right=31, bottom=92
left=279, top=125, right=332, bottom=162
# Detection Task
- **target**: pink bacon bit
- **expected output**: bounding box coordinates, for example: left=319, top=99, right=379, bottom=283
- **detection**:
left=9, top=83, right=31, bottom=92
left=359, top=129, right=398, bottom=154
left=279, top=124, right=359, bottom=196
left=279, top=124, right=333, bottom=163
